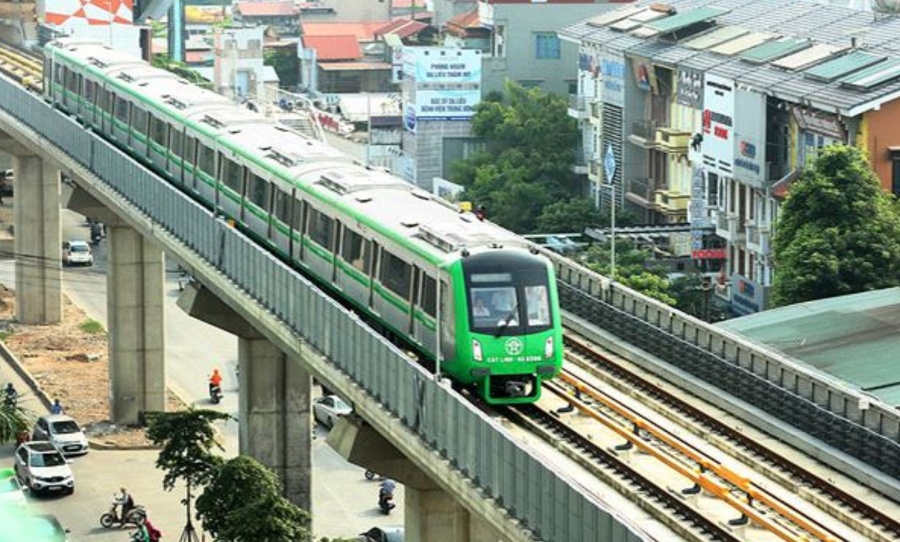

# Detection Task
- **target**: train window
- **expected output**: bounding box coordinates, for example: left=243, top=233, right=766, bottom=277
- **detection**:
left=114, top=97, right=129, bottom=123
left=307, top=207, right=334, bottom=249
left=131, top=108, right=148, bottom=136
left=341, top=229, right=370, bottom=273
left=65, top=70, right=78, bottom=93
left=274, top=189, right=291, bottom=224
left=525, top=285, right=550, bottom=326
left=420, top=274, right=437, bottom=317
left=183, top=136, right=196, bottom=164
left=170, top=129, right=184, bottom=159
left=221, top=159, right=243, bottom=193
left=379, top=251, right=411, bottom=299
left=54, top=64, right=63, bottom=86
left=197, top=144, right=215, bottom=177
left=100, top=88, right=113, bottom=114
left=290, top=197, right=304, bottom=231
left=150, top=117, right=167, bottom=146
left=469, top=286, right=519, bottom=330
left=247, top=173, right=270, bottom=209
left=84, top=80, right=95, bottom=102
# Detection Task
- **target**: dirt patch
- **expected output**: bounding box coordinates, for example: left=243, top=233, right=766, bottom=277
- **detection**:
left=0, top=286, right=185, bottom=447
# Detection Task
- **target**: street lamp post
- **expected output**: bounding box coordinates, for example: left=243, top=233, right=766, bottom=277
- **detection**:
left=603, top=144, right=617, bottom=279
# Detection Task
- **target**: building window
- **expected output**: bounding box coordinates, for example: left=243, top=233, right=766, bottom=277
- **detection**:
left=492, top=25, right=506, bottom=58
left=535, top=33, right=560, bottom=60
left=892, top=152, right=900, bottom=196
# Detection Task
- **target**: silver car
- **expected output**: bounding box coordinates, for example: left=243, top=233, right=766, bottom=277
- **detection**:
left=312, top=395, right=352, bottom=428
left=14, top=441, right=74, bottom=495
left=32, top=415, right=89, bottom=456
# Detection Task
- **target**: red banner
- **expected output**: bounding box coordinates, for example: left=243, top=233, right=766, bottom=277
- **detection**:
left=692, top=249, right=726, bottom=260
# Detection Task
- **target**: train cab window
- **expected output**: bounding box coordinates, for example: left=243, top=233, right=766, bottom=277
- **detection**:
left=469, top=282, right=519, bottom=330
left=221, top=159, right=243, bottom=193
left=247, top=173, right=270, bottom=209
left=379, top=250, right=411, bottom=299
left=307, top=207, right=334, bottom=250
left=524, top=285, right=550, bottom=326
left=150, top=117, right=167, bottom=146
left=114, top=97, right=129, bottom=123
left=420, top=274, right=437, bottom=317
left=341, top=228, right=370, bottom=273
left=197, top=144, right=215, bottom=177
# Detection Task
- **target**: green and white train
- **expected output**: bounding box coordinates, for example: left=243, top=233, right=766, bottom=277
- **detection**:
left=42, top=38, right=563, bottom=404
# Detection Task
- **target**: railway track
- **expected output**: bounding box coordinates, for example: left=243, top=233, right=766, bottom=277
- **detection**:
left=505, top=329, right=900, bottom=541
left=0, top=42, right=42, bottom=91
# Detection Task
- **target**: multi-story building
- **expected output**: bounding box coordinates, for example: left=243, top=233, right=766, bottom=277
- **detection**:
left=562, top=0, right=900, bottom=314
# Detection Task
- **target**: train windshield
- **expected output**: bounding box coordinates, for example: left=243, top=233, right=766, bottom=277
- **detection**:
left=465, top=266, right=552, bottom=335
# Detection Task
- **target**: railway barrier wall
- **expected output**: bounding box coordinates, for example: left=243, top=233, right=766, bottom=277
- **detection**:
left=546, top=252, right=900, bottom=496
left=0, top=77, right=648, bottom=542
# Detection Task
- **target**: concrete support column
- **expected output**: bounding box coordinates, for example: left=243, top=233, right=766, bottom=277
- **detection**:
left=238, top=338, right=312, bottom=511
left=107, top=225, right=166, bottom=425
left=12, top=155, right=61, bottom=324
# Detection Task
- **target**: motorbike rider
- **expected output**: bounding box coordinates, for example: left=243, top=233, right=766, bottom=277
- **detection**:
left=209, top=368, right=223, bottom=396
left=117, top=486, right=135, bottom=523
left=378, top=478, right=396, bottom=513
left=3, top=382, right=17, bottom=407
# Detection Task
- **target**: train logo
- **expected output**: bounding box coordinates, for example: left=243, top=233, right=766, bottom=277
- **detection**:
left=505, top=338, right=524, bottom=356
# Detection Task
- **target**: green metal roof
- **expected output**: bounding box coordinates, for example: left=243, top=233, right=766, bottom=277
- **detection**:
left=804, top=50, right=886, bottom=82
left=645, top=7, right=730, bottom=34
left=741, top=38, right=810, bottom=64
left=840, top=57, right=900, bottom=90
left=719, top=288, right=900, bottom=406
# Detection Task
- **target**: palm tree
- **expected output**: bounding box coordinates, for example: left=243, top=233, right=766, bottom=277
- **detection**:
left=0, top=401, right=30, bottom=444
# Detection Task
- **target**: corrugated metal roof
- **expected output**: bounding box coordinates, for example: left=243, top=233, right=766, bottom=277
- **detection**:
left=804, top=50, right=885, bottom=82
left=585, top=5, right=645, bottom=28
left=645, top=6, right=730, bottom=34
left=741, top=38, right=810, bottom=64
left=710, top=32, right=775, bottom=56
left=302, top=35, right=361, bottom=61
left=719, top=288, right=900, bottom=406
left=772, top=44, right=844, bottom=71
left=841, top=58, right=900, bottom=90
left=682, top=26, right=748, bottom=50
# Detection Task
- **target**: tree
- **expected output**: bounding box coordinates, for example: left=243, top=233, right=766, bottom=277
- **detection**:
left=0, top=402, right=29, bottom=444
left=145, top=408, right=232, bottom=542
left=264, top=48, right=299, bottom=89
left=450, top=81, right=581, bottom=233
left=772, top=145, right=900, bottom=306
left=195, top=456, right=311, bottom=542
left=580, top=239, right=676, bottom=305
left=536, top=198, right=605, bottom=233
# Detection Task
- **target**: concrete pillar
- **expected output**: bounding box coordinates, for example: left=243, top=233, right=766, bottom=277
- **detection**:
left=176, top=283, right=313, bottom=511
left=238, top=338, right=312, bottom=512
left=107, top=225, right=166, bottom=424
left=12, top=154, right=62, bottom=324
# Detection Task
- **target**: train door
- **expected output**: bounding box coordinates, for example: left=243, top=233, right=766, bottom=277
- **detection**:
left=412, top=269, right=437, bottom=349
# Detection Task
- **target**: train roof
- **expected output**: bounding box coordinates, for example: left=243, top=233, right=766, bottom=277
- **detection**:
left=218, top=124, right=351, bottom=168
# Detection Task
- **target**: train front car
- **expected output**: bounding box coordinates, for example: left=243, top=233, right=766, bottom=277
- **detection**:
left=449, top=248, right=563, bottom=404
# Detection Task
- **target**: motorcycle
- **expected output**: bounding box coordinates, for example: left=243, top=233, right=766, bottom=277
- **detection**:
left=378, top=479, right=396, bottom=515
left=209, top=383, right=223, bottom=404
left=100, top=497, right=147, bottom=528
left=90, top=222, right=105, bottom=246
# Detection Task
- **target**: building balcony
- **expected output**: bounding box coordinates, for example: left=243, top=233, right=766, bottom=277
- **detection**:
left=627, top=120, right=657, bottom=148
left=590, top=101, right=603, bottom=124
left=567, top=95, right=590, bottom=120
left=624, top=177, right=655, bottom=208
left=588, top=159, right=600, bottom=181
left=716, top=212, right=745, bottom=242
left=653, top=189, right=690, bottom=217
left=654, top=127, right=691, bottom=154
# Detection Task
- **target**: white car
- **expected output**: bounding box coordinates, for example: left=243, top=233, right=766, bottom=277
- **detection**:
left=14, top=441, right=74, bottom=496
left=61, top=240, right=93, bottom=267
left=313, top=395, right=352, bottom=428
left=0, top=467, right=27, bottom=509
left=32, top=415, right=89, bottom=456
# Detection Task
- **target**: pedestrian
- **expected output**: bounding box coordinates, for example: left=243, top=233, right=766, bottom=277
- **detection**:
left=51, top=398, right=64, bottom=415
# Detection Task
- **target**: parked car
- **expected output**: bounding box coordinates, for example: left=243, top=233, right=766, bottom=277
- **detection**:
left=312, top=395, right=352, bottom=428
left=31, top=415, right=89, bottom=456
left=13, top=441, right=74, bottom=496
left=0, top=467, right=27, bottom=509
left=61, top=240, right=93, bottom=266
left=0, top=511, right=69, bottom=541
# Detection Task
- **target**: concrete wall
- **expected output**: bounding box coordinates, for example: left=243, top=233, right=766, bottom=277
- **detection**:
left=862, top=98, right=900, bottom=191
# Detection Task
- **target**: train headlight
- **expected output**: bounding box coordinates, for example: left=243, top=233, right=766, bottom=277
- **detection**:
left=472, top=340, right=483, bottom=362
left=544, top=337, right=555, bottom=358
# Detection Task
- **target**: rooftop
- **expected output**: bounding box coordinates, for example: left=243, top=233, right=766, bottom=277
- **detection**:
left=560, top=0, right=900, bottom=117
left=301, top=21, right=391, bottom=42
left=302, top=35, right=362, bottom=61
left=719, top=288, right=900, bottom=406
left=234, top=1, right=298, bottom=17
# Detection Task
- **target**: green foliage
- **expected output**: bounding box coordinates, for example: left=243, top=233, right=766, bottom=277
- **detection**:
left=536, top=198, right=605, bottom=233
left=772, top=145, right=900, bottom=306
left=579, top=240, right=675, bottom=305
left=450, top=81, right=581, bottom=233
left=144, top=409, right=231, bottom=491
left=150, top=19, right=166, bottom=37
left=264, top=49, right=299, bottom=89
left=196, top=456, right=311, bottom=542
left=151, top=55, right=214, bottom=89
left=0, top=402, right=30, bottom=444
left=79, top=319, right=104, bottom=334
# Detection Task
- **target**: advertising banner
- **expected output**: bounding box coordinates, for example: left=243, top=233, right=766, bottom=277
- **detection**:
left=676, top=68, right=703, bottom=109
left=600, top=51, right=625, bottom=108
left=700, top=74, right=734, bottom=177
left=402, top=47, right=482, bottom=126
left=733, top=88, right=767, bottom=185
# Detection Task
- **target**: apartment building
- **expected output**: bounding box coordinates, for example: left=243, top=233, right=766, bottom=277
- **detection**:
left=562, top=0, right=900, bottom=314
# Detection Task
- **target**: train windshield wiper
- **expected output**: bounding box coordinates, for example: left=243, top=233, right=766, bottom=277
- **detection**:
left=494, top=303, right=519, bottom=337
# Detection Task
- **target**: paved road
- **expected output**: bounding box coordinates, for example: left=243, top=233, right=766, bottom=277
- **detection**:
left=0, top=210, right=405, bottom=540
